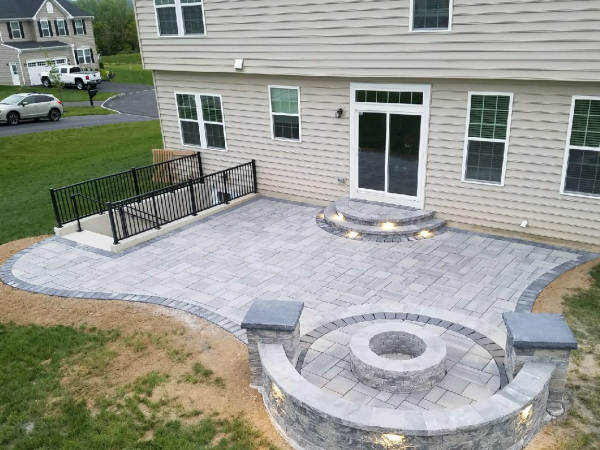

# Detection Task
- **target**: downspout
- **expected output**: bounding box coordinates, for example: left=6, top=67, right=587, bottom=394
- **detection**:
left=17, top=51, right=25, bottom=85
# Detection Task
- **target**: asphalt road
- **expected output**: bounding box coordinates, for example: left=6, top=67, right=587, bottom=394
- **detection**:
left=0, top=82, right=158, bottom=138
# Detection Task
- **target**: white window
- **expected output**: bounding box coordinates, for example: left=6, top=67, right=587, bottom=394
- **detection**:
left=9, top=21, right=22, bottom=39
left=40, top=20, right=51, bottom=37
left=411, top=0, right=453, bottom=31
left=76, top=48, right=93, bottom=64
left=46, top=2, right=54, bottom=13
left=56, top=19, right=67, bottom=36
left=269, top=86, right=301, bottom=142
left=561, top=96, right=600, bottom=197
left=462, top=92, right=513, bottom=185
left=74, top=19, right=85, bottom=35
left=175, top=92, right=227, bottom=150
left=154, top=0, right=206, bottom=37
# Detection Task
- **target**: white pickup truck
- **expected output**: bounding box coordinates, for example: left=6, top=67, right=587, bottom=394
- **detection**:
left=41, top=65, right=102, bottom=90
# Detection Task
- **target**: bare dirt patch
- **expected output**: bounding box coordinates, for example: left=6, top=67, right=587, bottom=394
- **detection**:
left=0, top=236, right=290, bottom=449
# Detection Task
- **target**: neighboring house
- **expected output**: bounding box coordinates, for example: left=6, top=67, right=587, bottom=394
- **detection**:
left=133, top=0, right=600, bottom=247
left=0, top=0, right=98, bottom=86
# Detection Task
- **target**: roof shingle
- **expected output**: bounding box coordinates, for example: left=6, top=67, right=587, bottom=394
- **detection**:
left=0, top=0, right=93, bottom=20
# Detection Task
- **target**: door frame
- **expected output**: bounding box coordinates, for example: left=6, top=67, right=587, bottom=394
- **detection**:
left=349, top=82, right=431, bottom=209
left=9, top=62, right=20, bottom=86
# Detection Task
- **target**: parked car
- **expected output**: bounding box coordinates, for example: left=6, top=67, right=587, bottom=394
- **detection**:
left=40, top=66, right=102, bottom=90
left=0, top=93, right=63, bottom=125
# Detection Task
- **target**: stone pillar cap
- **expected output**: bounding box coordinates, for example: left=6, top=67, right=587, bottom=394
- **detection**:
left=241, top=299, right=304, bottom=331
left=503, top=312, right=577, bottom=350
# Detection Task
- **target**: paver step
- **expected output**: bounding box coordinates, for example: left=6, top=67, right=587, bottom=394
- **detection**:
left=334, top=198, right=436, bottom=226
left=323, top=204, right=445, bottom=238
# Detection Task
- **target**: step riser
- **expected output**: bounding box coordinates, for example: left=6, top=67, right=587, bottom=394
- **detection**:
left=334, top=198, right=435, bottom=226
left=336, top=212, right=435, bottom=227
left=326, top=217, right=446, bottom=237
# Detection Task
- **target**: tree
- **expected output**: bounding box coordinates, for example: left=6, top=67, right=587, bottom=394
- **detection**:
left=44, top=51, right=65, bottom=101
left=75, top=0, right=139, bottom=56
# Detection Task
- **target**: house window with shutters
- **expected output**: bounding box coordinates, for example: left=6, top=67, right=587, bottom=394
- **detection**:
left=462, top=92, right=514, bottom=185
left=562, top=97, right=600, bottom=197
left=76, top=48, right=94, bottom=64
left=73, top=19, right=86, bottom=35
left=411, top=0, right=453, bottom=31
left=8, top=21, right=23, bottom=39
left=175, top=92, right=227, bottom=150
left=39, top=20, right=52, bottom=37
left=55, top=19, right=68, bottom=36
left=154, top=0, right=206, bottom=37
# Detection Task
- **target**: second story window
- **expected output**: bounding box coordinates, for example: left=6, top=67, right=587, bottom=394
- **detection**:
left=73, top=19, right=86, bottom=35
left=154, top=0, right=206, bottom=37
left=411, top=0, right=452, bottom=31
left=39, top=20, right=52, bottom=38
left=8, top=21, right=23, bottom=39
left=55, top=19, right=68, bottom=36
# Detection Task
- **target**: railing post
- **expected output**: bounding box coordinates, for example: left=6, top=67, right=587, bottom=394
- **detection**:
left=50, top=189, right=62, bottom=228
left=107, top=202, right=119, bottom=245
left=188, top=179, right=198, bottom=216
left=151, top=196, right=161, bottom=229
left=131, top=167, right=140, bottom=196
left=222, top=172, right=230, bottom=205
left=251, top=159, right=258, bottom=193
left=70, top=195, right=82, bottom=232
left=196, top=152, right=203, bottom=178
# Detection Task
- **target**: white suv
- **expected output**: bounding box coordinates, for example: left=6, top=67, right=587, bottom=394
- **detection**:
left=0, top=93, right=63, bottom=125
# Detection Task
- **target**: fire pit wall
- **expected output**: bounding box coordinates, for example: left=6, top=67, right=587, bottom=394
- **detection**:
left=242, top=301, right=578, bottom=450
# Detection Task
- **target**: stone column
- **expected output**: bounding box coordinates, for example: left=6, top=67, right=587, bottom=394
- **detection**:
left=503, top=312, right=577, bottom=415
left=241, top=299, right=304, bottom=388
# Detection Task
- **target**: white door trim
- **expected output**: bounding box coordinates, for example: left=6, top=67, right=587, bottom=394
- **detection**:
left=349, top=82, right=431, bottom=209
left=9, top=62, right=20, bottom=86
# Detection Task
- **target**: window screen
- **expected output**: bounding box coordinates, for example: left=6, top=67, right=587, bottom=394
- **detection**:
left=176, top=93, right=227, bottom=150
left=413, top=0, right=451, bottom=30
left=564, top=99, right=600, bottom=196
left=155, top=0, right=205, bottom=36
left=270, top=87, right=301, bottom=141
left=464, top=94, right=512, bottom=184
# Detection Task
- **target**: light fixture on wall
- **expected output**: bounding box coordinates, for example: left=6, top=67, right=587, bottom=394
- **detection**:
left=336, top=108, right=344, bottom=119
left=234, top=59, right=244, bottom=71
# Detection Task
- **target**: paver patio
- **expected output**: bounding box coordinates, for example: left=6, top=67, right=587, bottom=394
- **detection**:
left=3, top=197, right=593, bottom=337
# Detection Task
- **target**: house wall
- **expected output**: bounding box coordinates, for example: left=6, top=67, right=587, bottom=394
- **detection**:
left=134, top=0, right=600, bottom=82
left=153, top=71, right=600, bottom=246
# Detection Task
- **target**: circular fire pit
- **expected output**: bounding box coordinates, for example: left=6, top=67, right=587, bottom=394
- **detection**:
left=349, top=322, right=447, bottom=393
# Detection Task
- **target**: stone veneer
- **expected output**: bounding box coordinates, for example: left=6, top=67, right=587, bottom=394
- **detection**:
left=349, top=322, right=447, bottom=393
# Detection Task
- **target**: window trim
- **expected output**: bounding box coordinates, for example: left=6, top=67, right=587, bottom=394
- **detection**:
left=268, top=85, right=302, bottom=143
left=56, top=19, right=67, bottom=36
left=74, top=19, right=85, bottom=35
left=9, top=21, right=23, bottom=39
left=154, top=0, right=207, bottom=38
left=76, top=47, right=93, bottom=64
left=40, top=19, right=51, bottom=37
left=461, top=91, right=514, bottom=187
left=409, top=0, right=454, bottom=32
left=174, top=91, right=228, bottom=151
left=560, top=95, right=600, bottom=199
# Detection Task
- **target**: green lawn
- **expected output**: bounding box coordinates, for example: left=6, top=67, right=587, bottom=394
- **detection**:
left=0, top=322, right=278, bottom=450
left=103, top=53, right=153, bottom=86
left=0, top=121, right=162, bottom=244
left=0, top=85, right=115, bottom=102
left=63, top=106, right=116, bottom=117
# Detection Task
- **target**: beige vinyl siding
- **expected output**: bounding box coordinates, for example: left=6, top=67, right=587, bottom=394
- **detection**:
left=0, top=45, right=22, bottom=85
left=0, top=20, right=37, bottom=42
left=136, top=0, right=600, bottom=82
left=155, top=71, right=600, bottom=246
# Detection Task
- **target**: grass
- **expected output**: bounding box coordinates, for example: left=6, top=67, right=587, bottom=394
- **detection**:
left=0, top=121, right=162, bottom=244
left=0, top=322, right=278, bottom=450
left=551, top=263, right=600, bottom=448
left=103, top=53, right=153, bottom=86
left=63, top=106, right=116, bottom=117
left=0, top=85, right=115, bottom=102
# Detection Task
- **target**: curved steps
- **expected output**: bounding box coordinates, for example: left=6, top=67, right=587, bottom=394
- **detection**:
left=323, top=198, right=446, bottom=239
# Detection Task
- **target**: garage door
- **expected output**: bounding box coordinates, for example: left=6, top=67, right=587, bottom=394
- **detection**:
left=26, top=57, right=67, bottom=85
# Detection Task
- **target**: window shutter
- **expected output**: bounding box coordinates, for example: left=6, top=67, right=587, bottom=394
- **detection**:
left=49, top=22, right=53, bottom=37
left=65, top=21, right=69, bottom=36
left=89, top=49, right=95, bottom=63
left=19, top=22, right=25, bottom=38
left=72, top=19, right=77, bottom=34
left=54, top=20, right=58, bottom=34
left=73, top=49, right=79, bottom=64
left=38, top=21, right=43, bottom=37
left=6, top=23, right=13, bottom=39
left=82, top=20, right=87, bottom=34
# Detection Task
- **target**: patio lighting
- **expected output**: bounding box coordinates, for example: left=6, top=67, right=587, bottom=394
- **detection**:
left=382, top=433, right=405, bottom=444
left=271, top=383, right=285, bottom=402
left=318, top=212, right=325, bottom=219
left=419, top=230, right=432, bottom=238
left=347, top=231, right=359, bottom=239
left=520, top=404, right=533, bottom=422
left=337, top=213, right=344, bottom=220
left=381, top=222, right=395, bottom=230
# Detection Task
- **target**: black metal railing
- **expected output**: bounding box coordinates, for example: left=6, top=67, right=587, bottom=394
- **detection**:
left=50, top=153, right=203, bottom=227
left=107, top=160, right=257, bottom=244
